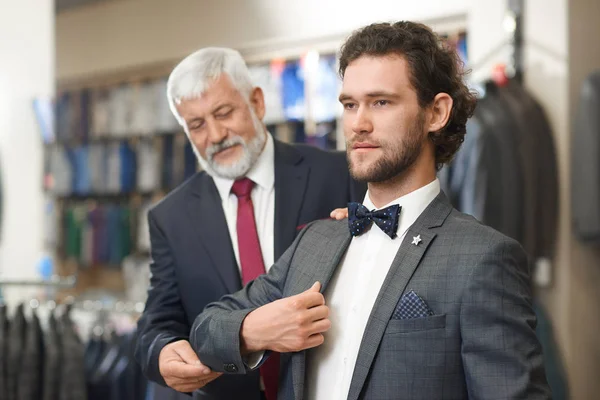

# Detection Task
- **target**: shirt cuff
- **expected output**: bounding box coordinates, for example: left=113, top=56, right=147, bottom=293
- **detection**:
left=244, top=351, right=267, bottom=370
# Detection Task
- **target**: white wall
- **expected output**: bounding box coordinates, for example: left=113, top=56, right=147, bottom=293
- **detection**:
left=0, top=1, right=55, bottom=304
left=56, top=0, right=468, bottom=81
left=523, top=0, right=572, bottom=368
left=566, top=1, right=600, bottom=398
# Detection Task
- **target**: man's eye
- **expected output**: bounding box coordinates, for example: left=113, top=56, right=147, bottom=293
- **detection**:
left=215, top=109, right=233, bottom=119
left=374, top=100, right=389, bottom=107
left=343, top=103, right=356, bottom=110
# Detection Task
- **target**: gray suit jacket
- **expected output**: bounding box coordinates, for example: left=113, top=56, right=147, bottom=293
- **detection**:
left=191, top=193, right=551, bottom=400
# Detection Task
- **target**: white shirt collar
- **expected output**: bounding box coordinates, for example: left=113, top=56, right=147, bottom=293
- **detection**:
left=212, top=133, right=275, bottom=201
left=362, top=178, right=441, bottom=237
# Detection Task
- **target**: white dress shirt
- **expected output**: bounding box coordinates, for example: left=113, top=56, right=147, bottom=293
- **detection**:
left=306, top=178, right=441, bottom=400
left=212, top=133, right=275, bottom=273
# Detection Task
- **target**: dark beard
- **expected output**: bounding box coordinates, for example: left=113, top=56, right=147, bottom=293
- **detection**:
left=347, top=112, right=425, bottom=183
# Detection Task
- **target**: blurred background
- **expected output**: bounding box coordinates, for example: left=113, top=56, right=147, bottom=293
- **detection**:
left=0, top=0, right=599, bottom=399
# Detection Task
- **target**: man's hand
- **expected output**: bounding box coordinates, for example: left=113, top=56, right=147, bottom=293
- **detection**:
left=330, top=207, right=349, bottom=220
left=240, top=282, right=330, bottom=354
left=159, top=340, right=223, bottom=393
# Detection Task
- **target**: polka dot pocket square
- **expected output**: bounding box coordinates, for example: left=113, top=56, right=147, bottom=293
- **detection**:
left=392, top=290, right=434, bottom=320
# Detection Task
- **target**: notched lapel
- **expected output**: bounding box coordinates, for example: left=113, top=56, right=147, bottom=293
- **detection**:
left=186, top=175, right=241, bottom=294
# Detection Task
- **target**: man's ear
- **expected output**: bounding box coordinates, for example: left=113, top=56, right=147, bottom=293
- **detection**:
left=249, top=87, right=266, bottom=120
left=427, top=93, right=453, bottom=133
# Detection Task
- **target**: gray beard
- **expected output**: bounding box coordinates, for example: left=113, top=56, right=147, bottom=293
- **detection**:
left=190, top=110, right=267, bottom=180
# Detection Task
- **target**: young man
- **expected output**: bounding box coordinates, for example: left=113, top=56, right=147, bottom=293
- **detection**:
left=190, top=22, right=551, bottom=399
left=134, top=47, right=365, bottom=400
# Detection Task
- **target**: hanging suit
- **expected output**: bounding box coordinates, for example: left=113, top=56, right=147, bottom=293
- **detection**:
left=572, top=70, right=600, bottom=243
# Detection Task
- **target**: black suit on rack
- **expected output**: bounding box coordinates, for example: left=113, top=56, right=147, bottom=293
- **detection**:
left=58, top=308, right=87, bottom=400
left=7, top=304, right=25, bottom=400
left=135, top=138, right=366, bottom=399
left=43, top=311, right=61, bottom=400
left=0, top=305, right=8, bottom=400
left=18, top=311, right=44, bottom=400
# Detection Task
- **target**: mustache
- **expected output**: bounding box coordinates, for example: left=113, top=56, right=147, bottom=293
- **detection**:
left=347, top=137, right=381, bottom=148
left=206, top=136, right=245, bottom=160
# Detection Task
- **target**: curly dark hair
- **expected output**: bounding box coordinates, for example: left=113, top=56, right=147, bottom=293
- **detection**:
left=339, top=21, right=478, bottom=168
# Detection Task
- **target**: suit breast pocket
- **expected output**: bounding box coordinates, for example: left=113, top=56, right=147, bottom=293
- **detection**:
left=385, top=313, right=446, bottom=334
left=370, top=314, right=448, bottom=393
left=366, top=314, right=452, bottom=399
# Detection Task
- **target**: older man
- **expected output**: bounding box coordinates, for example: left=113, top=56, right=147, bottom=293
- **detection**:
left=134, top=47, right=365, bottom=400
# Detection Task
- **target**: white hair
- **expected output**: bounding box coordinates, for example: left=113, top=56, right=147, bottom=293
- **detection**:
left=166, top=47, right=254, bottom=127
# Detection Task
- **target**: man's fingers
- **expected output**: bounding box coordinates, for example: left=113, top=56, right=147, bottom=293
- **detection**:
left=293, top=292, right=325, bottom=310
left=293, top=283, right=324, bottom=308
left=165, top=361, right=206, bottom=379
left=304, top=333, right=325, bottom=350
left=170, top=373, right=224, bottom=393
left=173, top=383, right=206, bottom=393
left=309, top=318, right=332, bottom=335
left=330, top=208, right=349, bottom=220
left=307, top=281, right=321, bottom=293
left=306, top=305, right=329, bottom=322
left=172, top=342, right=211, bottom=373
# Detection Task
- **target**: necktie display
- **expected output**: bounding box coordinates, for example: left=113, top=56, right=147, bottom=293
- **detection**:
left=347, top=202, right=401, bottom=239
left=231, top=177, right=279, bottom=400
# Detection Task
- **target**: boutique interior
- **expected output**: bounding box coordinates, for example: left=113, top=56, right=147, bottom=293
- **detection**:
left=0, top=0, right=599, bottom=399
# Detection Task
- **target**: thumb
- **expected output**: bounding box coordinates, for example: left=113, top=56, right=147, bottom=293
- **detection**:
left=307, top=281, right=321, bottom=293
left=173, top=341, right=211, bottom=374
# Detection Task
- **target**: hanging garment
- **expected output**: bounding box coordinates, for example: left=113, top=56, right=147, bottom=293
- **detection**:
left=438, top=117, right=488, bottom=221
left=7, top=304, right=26, bottom=400
left=136, top=139, right=160, bottom=192
left=91, top=88, right=110, bottom=138
left=281, top=61, right=305, bottom=121
left=0, top=304, right=8, bottom=400
left=18, top=310, right=44, bottom=400
left=572, top=70, right=600, bottom=243
left=441, top=82, right=525, bottom=244
left=58, top=307, right=87, bottom=400
left=154, top=79, right=180, bottom=132
left=43, top=311, right=62, bottom=400
left=498, top=81, right=559, bottom=260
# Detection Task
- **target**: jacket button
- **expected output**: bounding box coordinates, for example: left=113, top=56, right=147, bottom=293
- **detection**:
left=224, top=363, right=238, bottom=373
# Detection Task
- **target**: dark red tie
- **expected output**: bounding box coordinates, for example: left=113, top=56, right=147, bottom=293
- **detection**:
left=231, top=178, right=279, bottom=400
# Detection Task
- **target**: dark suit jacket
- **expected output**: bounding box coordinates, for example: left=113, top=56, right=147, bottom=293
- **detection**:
left=0, top=305, right=7, bottom=400
left=18, top=311, right=43, bottom=400
left=58, top=308, right=88, bottom=400
left=7, top=304, right=25, bottom=400
left=191, top=193, right=550, bottom=400
left=134, top=138, right=365, bottom=399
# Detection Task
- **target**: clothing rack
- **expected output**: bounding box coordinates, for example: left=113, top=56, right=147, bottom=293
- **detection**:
left=508, top=0, right=524, bottom=83
left=20, top=296, right=145, bottom=315
left=466, top=0, right=525, bottom=81
left=0, top=274, right=77, bottom=288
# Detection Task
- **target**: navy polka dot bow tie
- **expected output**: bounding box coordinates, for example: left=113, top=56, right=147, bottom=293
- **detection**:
left=348, top=202, right=401, bottom=239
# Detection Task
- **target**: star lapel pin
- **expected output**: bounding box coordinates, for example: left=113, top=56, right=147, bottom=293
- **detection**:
left=411, top=235, right=422, bottom=246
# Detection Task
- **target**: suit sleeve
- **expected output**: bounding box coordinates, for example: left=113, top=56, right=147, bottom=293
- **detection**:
left=189, top=223, right=312, bottom=375
left=460, top=238, right=551, bottom=399
left=134, top=210, right=189, bottom=387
